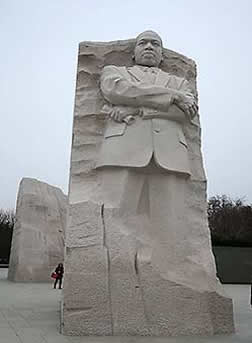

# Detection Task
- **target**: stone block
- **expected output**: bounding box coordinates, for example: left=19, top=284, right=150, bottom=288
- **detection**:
left=8, top=178, right=66, bottom=282
left=62, top=34, right=234, bottom=336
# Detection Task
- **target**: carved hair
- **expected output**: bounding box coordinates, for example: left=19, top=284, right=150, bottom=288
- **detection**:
left=135, top=30, right=163, bottom=47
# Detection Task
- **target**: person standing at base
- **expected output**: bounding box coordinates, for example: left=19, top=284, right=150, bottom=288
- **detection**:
left=53, top=263, right=64, bottom=289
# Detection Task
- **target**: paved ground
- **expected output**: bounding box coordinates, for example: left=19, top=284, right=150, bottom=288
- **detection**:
left=1, top=269, right=252, bottom=343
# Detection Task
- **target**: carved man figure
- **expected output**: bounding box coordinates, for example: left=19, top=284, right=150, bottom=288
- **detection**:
left=97, top=30, right=197, bottom=216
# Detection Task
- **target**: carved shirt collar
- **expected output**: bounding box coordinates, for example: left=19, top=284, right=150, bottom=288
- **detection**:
left=137, top=65, right=159, bottom=74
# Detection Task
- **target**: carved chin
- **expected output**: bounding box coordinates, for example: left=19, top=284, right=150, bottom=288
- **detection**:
left=138, top=57, right=158, bottom=67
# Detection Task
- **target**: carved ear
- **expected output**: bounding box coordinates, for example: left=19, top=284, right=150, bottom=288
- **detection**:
left=159, top=54, right=164, bottom=66
left=132, top=55, right=135, bottom=61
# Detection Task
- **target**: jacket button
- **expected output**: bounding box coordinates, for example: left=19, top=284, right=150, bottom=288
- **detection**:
left=154, top=128, right=160, bottom=133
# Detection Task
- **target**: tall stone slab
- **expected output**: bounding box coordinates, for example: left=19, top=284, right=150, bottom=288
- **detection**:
left=63, top=36, right=234, bottom=336
left=8, top=178, right=66, bottom=282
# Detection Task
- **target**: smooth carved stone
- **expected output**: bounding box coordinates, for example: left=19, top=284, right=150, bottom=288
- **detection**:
left=62, top=33, right=234, bottom=336
left=8, top=178, right=66, bottom=282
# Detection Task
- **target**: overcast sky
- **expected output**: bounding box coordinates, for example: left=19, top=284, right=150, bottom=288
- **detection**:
left=1, top=0, right=252, bottom=209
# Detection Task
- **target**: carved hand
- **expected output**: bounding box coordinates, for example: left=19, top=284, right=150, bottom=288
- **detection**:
left=109, top=106, right=139, bottom=123
left=173, top=92, right=198, bottom=119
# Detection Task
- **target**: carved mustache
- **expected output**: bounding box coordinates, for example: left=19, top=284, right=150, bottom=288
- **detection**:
left=141, top=50, right=156, bottom=57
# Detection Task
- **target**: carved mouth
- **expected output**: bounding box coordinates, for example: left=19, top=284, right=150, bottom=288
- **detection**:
left=142, top=51, right=155, bottom=56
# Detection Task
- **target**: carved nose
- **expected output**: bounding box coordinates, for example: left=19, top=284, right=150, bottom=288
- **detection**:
left=146, top=42, right=153, bottom=49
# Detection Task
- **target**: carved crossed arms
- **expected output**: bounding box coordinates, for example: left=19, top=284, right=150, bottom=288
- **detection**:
left=100, top=66, right=198, bottom=123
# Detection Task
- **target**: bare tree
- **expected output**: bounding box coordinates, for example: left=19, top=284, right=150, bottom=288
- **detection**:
left=0, top=209, right=15, bottom=230
left=208, top=195, right=252, bottom=246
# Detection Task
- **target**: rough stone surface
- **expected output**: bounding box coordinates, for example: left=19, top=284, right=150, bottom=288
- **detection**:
left=0, top=268, right=250, bottom=343
left=8, top=178, right=66, bottom=282
left=62, top=38, right=234, bottom=336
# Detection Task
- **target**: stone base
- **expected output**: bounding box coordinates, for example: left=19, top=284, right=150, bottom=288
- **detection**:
left=63, top=249, right=234, bottom=336
left=62, top=202, right=234, bottom=336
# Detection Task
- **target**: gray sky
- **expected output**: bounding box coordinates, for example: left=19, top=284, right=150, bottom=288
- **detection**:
left=1, top=0, right=252, bottom=209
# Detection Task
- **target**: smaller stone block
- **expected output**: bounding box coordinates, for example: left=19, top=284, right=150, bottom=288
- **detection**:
left=8, top=178, right=67, bottom=282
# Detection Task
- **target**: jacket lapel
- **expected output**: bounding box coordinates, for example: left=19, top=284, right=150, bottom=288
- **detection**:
left=126, top=66, right=171, bottom=87
left=155, top=69, right=170, bottom=87
left=127, top=66, right=149, bottom=83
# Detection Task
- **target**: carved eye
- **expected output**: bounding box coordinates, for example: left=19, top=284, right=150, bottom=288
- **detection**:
left=138, top=41, right=145, bottom=46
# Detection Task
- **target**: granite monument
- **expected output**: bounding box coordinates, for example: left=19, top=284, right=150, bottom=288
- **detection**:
left=62, top=31, right=234, bottom=336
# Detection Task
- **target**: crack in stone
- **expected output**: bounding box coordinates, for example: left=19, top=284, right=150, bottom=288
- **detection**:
left=67, top=306, right=93, bottom=312
left=134, top=250, right=150, bottom=325
left=70, top=220, right=89, bottom=227
left=134, top=252, right=139, bottom=275
left=101, top=204, right=114, bottom=335
left=66, top=243, right=99, bottom=251
left=77, top=233, right=99, bottom=239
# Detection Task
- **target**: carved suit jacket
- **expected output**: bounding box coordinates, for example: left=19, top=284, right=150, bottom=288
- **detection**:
left=96, top=65, right=195, bottom=176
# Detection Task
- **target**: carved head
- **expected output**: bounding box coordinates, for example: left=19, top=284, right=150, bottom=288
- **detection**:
left=134, top=30, right=163, bottom=67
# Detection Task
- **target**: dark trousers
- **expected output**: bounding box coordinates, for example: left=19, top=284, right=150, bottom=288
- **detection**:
left=54, top=277, right=62, bottom=289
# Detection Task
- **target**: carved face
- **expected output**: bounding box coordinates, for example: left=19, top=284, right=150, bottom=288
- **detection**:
left=134, top=31, right=163, bottom=67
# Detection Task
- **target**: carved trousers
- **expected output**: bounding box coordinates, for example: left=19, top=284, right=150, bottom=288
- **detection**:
left=100, top=159, right=188, bottom=268
left=99, top=160, right=190, bottom=332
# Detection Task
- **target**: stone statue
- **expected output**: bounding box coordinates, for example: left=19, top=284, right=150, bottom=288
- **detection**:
left=97, top=30, right=197, bottom=214
left=62, top=31, right=234, bottom=336
left=97, top=30, right=197, bottom=174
